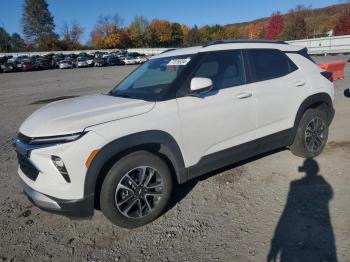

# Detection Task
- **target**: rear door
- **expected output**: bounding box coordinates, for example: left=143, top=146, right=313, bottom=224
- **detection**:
left=176, top=50, right=256, bottom=167
left=246, top=49, right=307, bottom=139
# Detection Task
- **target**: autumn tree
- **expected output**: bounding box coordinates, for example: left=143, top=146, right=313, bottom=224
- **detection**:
left=200, top=25, right=213, bottom=43
left=184, top=25, right=202, bottom=46
left=119, top=29, right=133, bottom=48
left=91, top=13, right=124, bottom=48
left=171, top=23, right=184, bottom=46
left=36, top=34, right=59, bottom=51
left=258, top=27, right=266, bottom=39
left=61, top=21, right=84, bottom=50
left=146, top=19, right=172, bottom=47
left=10, top=33, right=26, bottom=51
left=265, top=12, right=284, bottom=40
left=249, top=22, right=263, bottom=39
left=210, top=25, right=225, bottom=41
left=0, top=27, right=11, bottom=52
left=91, top=29, right=104, bottom=48
left=181, top=24, right=190, bottom=45
left=281, top=6, right=309, bottom=40
left=22, top=0, right=58, bottom=49
left=333, top=8, right=350, bottom=35
left=129, top=16, right=149, bottom=47
left=224, top=26, right=241, bottom=39
left=281, top=16, right=308, bottom=40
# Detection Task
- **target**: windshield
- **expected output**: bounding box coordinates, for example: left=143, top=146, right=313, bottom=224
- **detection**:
left=110, top=54, right=193, bottom=101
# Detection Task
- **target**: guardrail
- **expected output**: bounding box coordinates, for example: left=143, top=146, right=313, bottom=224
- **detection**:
left=0, top=48, right=170, bottom=57
left=287, top=35, right=350, bottom=55
left=1, top=35, right=350, bottom=57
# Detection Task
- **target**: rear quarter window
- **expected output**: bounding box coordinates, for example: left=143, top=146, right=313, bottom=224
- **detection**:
left=247, top=49, right=296, bottom=82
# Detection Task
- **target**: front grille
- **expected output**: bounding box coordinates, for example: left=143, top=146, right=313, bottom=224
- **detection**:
left=18, top=133, right=33, bottom=144
left=17, top=153, right=39, bottom=181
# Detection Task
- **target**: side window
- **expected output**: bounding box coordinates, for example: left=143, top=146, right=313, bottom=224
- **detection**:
left=192, top=50, right=245, bottom=90
left=248, top=49, right=292, bottom=82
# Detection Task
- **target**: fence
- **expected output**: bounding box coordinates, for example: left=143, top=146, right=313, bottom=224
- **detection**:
left=287, top=35, right=350, bottom=55
left=0, top=48, right=170, bottom=57
left=1, top=35, right=350, bottom=57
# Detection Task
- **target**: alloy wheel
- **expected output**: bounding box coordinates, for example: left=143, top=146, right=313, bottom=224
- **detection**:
left=305, top=117, right=326, bottom=153
left=114, top=166, right=164, bottom=218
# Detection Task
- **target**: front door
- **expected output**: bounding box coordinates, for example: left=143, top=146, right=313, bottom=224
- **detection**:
left=176, top=50, right=256, bottom=168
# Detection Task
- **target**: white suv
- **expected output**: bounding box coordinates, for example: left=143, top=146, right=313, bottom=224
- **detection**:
left=14, top=40, right=335, bottom=228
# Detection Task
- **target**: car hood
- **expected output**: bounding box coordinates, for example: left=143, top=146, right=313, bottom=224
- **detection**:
left=20, top=94, right=155, bottom=137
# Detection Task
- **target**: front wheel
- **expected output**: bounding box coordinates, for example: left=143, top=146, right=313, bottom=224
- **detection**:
left=100, top=151, right=173, bottom=228
left=290, top=108, right=329, bottom=158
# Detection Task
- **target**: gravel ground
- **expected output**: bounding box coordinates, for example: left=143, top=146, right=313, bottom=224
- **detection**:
left=0, top=57, right=349, bottom=262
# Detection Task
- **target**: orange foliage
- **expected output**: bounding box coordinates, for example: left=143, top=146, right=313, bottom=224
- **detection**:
left=91, top=30, right=105, bottom=48
left=248, top=22, right=265, bottom=39
left=149, top=19, right=172, bottom=43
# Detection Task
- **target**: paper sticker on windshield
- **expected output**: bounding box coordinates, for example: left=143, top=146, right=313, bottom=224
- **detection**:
left=167, top=58, right=191, bottom=66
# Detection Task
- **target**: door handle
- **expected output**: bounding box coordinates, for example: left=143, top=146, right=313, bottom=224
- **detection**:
left=236, top=92, right=252, bottom=99
left=295, top=81, right=306, bottom=87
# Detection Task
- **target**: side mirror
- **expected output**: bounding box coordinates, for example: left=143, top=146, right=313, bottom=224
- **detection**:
left=190, top=77, right=213, bottom=95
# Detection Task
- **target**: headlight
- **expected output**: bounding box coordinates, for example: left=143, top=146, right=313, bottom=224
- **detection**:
left=19, top=132, right=86, bottom=145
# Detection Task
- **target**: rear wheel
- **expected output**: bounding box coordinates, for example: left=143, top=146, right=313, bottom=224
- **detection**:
left=290, top=108, right=329, bottom=158
left=100, top=151, right=172, bottom=228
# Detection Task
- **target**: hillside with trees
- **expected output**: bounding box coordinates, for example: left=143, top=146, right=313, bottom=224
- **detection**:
left=0, top=0, right=350, bottom=52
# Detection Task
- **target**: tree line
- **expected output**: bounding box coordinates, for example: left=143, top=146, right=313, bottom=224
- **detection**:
left=1, top=0, right=350, bottom=53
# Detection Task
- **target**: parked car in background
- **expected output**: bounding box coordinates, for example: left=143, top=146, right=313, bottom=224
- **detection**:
left=76, top=57, right=88, bottom=68
left=86, top=55, right=95, bottom=67
left=78, top=52, right=88, bottom=57
left=0, top=55, right=12, bottom=64
left=58, top=60, right=73, bottom=69
left=134, top=56, right=148, bottom=64
left=52, top=54, right=65, bottom=68
left=1, top=62, right=17, bottom=73
left=106, top=56, right=124, bottom=66
left=15, top=56, right=29, bottom=70
left=36, top=58, right=51, bottom=70
left=66, top=53, right=78, bottom=60
left=122, top=56, right=136, bottom=65
left=22, top=60, right=37, bottom=71
left=94, top=57, right=108, bottom=67
left=30, top=55, right=40, bottom=61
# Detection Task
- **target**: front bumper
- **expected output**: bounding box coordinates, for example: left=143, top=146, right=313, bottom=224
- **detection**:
left=13, top=131, right=108, bottom=218
left=21, top=179, right=94, bottom=218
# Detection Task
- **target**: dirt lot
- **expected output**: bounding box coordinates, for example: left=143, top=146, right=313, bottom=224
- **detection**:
left=0, top=56, right=349, bottom=262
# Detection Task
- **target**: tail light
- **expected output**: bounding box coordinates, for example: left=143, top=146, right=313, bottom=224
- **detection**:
left=321, top=71, right=333, bottom=82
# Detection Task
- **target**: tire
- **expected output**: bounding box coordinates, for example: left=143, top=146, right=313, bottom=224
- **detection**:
left=290, top=108, right=329, bottom=158
left=100, top=151, right=173, bottom=228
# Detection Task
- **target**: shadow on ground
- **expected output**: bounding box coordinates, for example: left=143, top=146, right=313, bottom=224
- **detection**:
left=267, top=159, right=337, bottom=262
left=165, top=148, right=285, bottom=212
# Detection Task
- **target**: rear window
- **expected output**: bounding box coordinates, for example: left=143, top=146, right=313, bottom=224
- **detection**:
left=247, top=49, right=295, bottom=82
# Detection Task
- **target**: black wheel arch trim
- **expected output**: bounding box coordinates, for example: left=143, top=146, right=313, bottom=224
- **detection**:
left=84, top=130, right=187, bottom=204
left=293, top=93, right=334, bottom=133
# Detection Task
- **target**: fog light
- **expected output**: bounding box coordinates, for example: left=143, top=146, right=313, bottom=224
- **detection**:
left=51, top=156, right=71, bottom=183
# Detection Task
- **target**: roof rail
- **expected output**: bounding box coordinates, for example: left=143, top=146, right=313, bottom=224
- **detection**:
left=160, top=48, right=177, bottom=54
left=204, top=39, right=288, bottom=47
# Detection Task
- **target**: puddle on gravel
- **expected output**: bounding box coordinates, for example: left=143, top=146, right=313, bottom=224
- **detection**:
left=30, top=95, right=79, bottom=105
